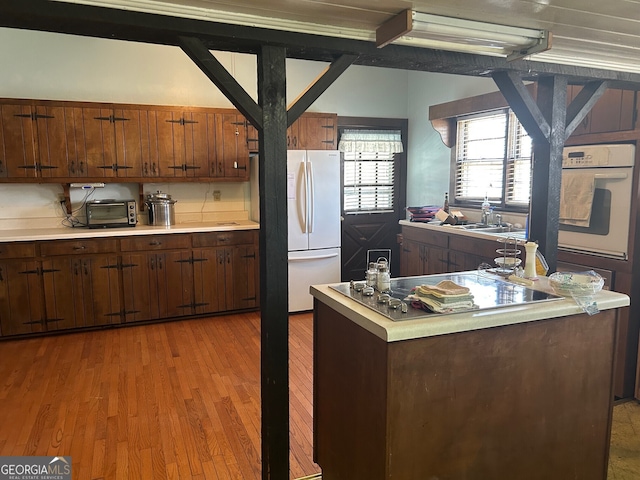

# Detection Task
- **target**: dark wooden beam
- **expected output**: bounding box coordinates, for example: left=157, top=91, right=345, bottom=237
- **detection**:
left=565, top=81, right=608, bottom=140
left=257, top=45, right=290, bottom=480
left=178, top=36, right=263, bottom=129
left=4, top=0, right=640, bottom=88
left=287, top=54, right=358, bottom=126
left=529, top=75, right=568, bottom=272
left=492, top=71, right=550, bottom=143
left=376, top=8, right=412, bottom=48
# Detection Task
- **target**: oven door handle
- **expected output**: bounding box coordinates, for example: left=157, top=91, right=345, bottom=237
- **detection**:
left=594, top=173, right=628, bottom=180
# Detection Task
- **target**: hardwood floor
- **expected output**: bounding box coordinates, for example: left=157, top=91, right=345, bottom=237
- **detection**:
left=0, top=312, right=320, bottom=479
left=2, top=311, right=638, bottom=480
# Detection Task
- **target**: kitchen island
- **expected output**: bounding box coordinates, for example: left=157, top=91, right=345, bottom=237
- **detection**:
left=310, top=272, right=629, bottom=480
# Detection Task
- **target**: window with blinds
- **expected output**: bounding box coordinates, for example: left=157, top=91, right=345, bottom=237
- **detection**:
left=455, top=109, right=532, bottom=208
left=343, top=151, right=395, bottom=213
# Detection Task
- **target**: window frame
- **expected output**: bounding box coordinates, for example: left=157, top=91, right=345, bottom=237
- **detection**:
left=450, top=108, right=532, bottom=213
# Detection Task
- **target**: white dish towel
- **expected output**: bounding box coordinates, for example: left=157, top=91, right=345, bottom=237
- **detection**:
left=559, top=172, right=595, bottom=227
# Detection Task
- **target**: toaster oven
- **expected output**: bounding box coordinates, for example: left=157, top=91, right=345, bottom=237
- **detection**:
left=86, top=199, right=137, bottom=228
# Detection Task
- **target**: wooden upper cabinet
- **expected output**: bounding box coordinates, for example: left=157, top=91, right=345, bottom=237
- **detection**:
left=246, top=122, right=259, bottom=153
left=297, top=113, right=337, bottom=150
left=154, top=109, right=213, bottom=178
left=214, top=113, right=249, bottom=180
left=568, top=87, right=636, bottom=136
left=80, top=106, right=155, bottom=178
left=0, top=98, right=336, bottom=181
left=0, top=103, right=77, bottom=178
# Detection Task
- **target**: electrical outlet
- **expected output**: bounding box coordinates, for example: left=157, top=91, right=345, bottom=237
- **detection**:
left=213, top=190, right=221, bottom=201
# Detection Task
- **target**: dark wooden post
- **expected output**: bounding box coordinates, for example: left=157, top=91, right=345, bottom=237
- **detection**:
left=257, top=44, right=290, bottom=479
left=530, top=76, right=567, bottom=272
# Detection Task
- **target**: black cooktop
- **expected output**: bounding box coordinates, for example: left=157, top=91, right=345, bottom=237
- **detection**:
left=329, top=272, right=563, bottom=322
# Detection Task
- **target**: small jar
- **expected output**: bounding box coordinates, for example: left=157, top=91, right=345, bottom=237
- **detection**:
left=377, top=264, right=391, bottom=293
left=366, top=262, right=378, bottom=287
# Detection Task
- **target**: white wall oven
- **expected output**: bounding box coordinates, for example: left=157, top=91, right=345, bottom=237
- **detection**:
left=559, top=144, right=635, bottom=259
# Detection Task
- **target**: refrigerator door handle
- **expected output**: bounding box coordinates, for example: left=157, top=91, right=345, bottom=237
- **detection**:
left=298, top=161, right=308, bottom=233
left=308, top=161, right=314, bottom=233
left=288, top=252, right=339, bottom=261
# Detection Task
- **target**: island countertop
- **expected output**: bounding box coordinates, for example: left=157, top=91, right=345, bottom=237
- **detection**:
left=310, top=272, right=630, bottom=343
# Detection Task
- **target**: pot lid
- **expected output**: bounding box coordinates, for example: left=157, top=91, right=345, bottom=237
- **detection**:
left=146, top=191, right=177, bottom=203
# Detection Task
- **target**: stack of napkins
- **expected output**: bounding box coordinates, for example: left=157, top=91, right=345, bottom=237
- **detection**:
left=407, top=280, right=477, bottom=313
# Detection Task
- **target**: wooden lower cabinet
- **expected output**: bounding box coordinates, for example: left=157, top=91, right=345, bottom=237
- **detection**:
left=42, top=255, right=121, bottom=329
left=400, top=226, right=500, bottom=276
left=0, top=259, right=46, bottom=335
left=121, top=250, right=194, bottom=322
left=0, top=230, right=259, bottom=337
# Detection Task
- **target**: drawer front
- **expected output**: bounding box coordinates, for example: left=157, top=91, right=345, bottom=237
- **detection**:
left=39, top=238, right=118, bottom=256
left=120, top=234, right=192, bottom=252
left=402, top=226, right=449, bottom=248
left=449, top=235, right=498, bottom=257
left=192, top=230, right=257, bottom=247
left=0, top=242, right=36, bottom=259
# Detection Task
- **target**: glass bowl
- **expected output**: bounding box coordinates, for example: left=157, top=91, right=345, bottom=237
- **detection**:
left=548, top=271, right=604, bottom=297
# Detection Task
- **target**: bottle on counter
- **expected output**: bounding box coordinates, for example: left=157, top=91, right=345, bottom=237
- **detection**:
left=377, top=264, right=391, bottom=293
left=481, top=194, right=491, bottom=224
left=443, top=192, right=450, bottom=214
left=366, top=262, right=378, bottom=287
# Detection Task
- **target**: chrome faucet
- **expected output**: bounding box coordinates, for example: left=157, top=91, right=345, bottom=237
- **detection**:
left=495, top=213, right=502, bottom=226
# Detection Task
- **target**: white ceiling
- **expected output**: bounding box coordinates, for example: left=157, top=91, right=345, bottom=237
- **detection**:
left=54, top=0, right=640, bottom=74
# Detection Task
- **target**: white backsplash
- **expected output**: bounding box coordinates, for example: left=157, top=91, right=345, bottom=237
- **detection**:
left=0, top=182, right=252, bottom=230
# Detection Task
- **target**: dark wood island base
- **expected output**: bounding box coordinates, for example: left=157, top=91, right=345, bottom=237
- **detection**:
left=312, top=280, right=625, bottom=480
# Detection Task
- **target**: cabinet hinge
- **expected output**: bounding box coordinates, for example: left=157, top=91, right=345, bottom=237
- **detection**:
left=44, top=318, right=64, bottom=324
left=19, top=267, right=41, bottom=275
left=14, top=112, right=54, bottom=120
left=95, top=115, right=130, bottom=123
left=166, top=118, right=198, bottom=125
left=321, top=125, right=335, bottom=129
left=242, top=253, right=256, bottom=259
left=105, top=312, right=122, bottom=317
left=98, top=164, right=133, bottom=171
left=40, top=268, right=61, bottom=274
left=169, top=164, right=201, bottom=172
left=22, top=319, right=44, bottom=325
left=101, top=264, right=120, bottom=270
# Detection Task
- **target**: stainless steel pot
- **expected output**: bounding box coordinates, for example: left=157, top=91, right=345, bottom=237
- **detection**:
left=145, top=191, right=177, bottom=226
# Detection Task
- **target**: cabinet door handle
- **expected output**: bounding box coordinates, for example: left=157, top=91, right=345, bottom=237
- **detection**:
left=73, top=245, right=86, bottom=250
left=150, top=257, right=155, bottom=270
left=149, top=241, right=161, bottom=246
left=0, top=267, right=3, bottom=282
left=158, top=257, right=163, bottom=270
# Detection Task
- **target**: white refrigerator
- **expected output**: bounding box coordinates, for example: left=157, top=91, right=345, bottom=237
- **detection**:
left=287, top=150, right=341, bottom=312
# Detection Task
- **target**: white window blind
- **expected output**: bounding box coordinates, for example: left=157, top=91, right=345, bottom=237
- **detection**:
left=340, top=129, right=402, bottom=214
left=343, top=151, right=395, bottom=213
left=455, top=109, right=532, bottom=207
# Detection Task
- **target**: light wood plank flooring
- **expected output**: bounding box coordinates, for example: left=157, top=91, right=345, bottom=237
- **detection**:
left=1, top=311, right=639, bottom=479
left=0, top=312, right=320, bottom=479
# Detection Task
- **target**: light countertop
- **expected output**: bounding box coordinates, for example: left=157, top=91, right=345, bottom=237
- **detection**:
left=399, top=219, right=527, bottom=242
left=310, top=273, right=629, bottom=342
left=0, top=220, right=259, bottom=242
